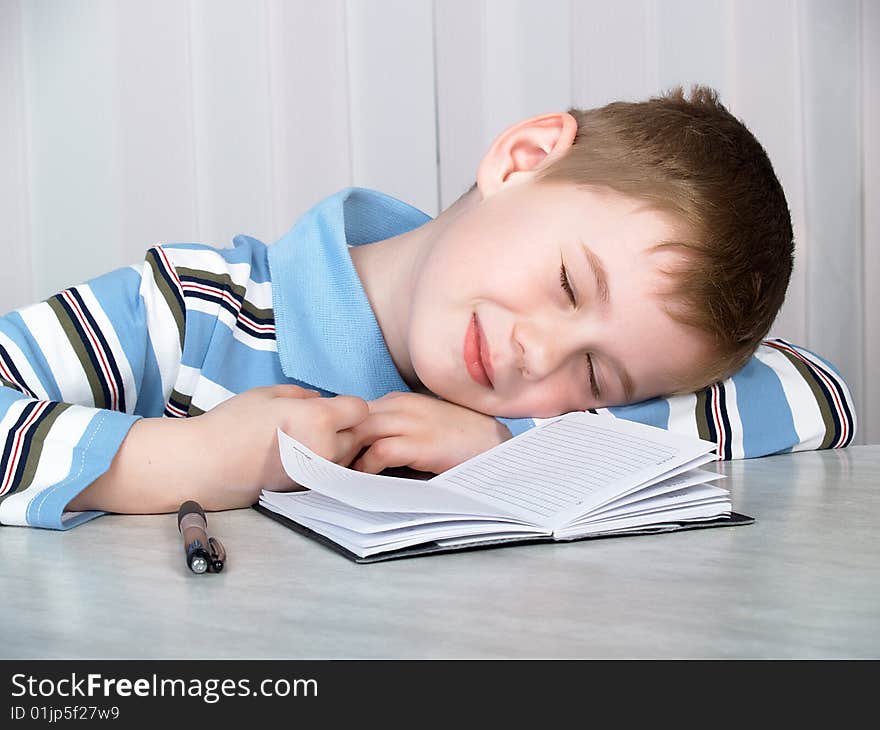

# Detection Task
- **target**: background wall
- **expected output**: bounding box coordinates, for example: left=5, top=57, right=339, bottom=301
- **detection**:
left=1, top=0, right=876, bottom=443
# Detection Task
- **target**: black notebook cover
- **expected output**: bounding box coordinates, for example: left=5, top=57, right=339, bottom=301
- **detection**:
left=252, top=502, right=755, bottom=564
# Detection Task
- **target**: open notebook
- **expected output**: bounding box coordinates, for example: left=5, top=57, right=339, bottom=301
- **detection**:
left=254, top=411, right=753, bottom=563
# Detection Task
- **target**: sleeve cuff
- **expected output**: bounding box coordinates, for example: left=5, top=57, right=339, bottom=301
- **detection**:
left=495, top=416, right=536, bottom=438
left=0, top=408, right=141, bottom=530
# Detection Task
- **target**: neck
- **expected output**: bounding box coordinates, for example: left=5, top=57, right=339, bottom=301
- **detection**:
left=348, top=187, right=478, bottom=394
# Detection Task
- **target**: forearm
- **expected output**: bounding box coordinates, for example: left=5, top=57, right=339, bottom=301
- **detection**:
left=66, top=417, right=231, bottom=514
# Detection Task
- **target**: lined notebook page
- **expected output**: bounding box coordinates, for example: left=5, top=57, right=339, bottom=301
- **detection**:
left=433, top=412, right=717, bottom=529
left=275, top=429, right=510, bottom=516
left=261, top=490, right=534, bottom=534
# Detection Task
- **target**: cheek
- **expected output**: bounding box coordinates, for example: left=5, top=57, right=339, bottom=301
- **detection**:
left=407, top=306, right=445, bottom=375
left=502, top=379, right=583, bottom=419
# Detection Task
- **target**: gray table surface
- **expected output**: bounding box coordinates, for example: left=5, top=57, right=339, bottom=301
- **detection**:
left=2, top=446, right=878, bottom=659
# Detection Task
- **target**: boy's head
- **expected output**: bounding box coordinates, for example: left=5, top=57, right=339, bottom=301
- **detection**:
left=530, top=85, right=794, bottom=389
left=392, top=86, right=793, bottom=418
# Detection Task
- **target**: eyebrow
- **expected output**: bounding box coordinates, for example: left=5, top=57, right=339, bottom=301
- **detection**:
left=579, top=238, right=610, bottom=305
left=578, top=239, right=635, bottom=403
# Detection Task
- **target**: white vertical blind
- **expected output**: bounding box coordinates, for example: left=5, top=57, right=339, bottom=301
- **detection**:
left=482, top=0, right=571, bottom=148
left=344, top=0, right=437, bottom=214
left=862, top=0, right=879, bottom=447
left=0, top=0, right=31, bottom=312
left=798, top=0, right=864, bottom=434
left=189, top=0, right=275, bottom=247
left=20, top=0, right=124, bottom=299
left=0, top=0, right=875, bottom=443
left=115, top=0, right=198, bottom=261
left=264, top=0, right=351, bottom=236
left=434, top=0, right=485, bottom=207
left=570, top=0, right=659, bottom=108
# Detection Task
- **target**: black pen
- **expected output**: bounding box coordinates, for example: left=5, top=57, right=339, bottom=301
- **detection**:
left=207, top=536, right=226, bottom=573
left=177, top=500, right=224, bottom=574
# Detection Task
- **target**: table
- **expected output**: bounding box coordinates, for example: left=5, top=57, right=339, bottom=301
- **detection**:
left=2, top=446, right=878, bottom=658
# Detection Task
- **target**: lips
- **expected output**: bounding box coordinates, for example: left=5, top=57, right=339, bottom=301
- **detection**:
left=464, top=313, right=494, bottom=388
left=475, top=315, right=495, bottom=386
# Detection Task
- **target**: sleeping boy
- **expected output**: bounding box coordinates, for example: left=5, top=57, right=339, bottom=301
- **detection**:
left=0, top=85, right=854, bottom=529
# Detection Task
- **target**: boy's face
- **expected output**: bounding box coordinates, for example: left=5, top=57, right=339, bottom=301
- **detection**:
left=405, top=180, right=712, bottom=418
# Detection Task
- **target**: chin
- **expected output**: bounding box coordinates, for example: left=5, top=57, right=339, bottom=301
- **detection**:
left=410, top=335, right=489, bottom=411
left=410, top=348, right=453, bottom=396
left=416, top=369, right=476, bottom=409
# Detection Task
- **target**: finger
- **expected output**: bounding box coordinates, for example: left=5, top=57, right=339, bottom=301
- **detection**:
left=319, top=395, right=370, bottom=430
left=330, top=428, right=367, bottom=468
left=276, top=410, right=364, bottom=467
left=351, top=437, right=409, bottom=475
left=272, top=384, right=322, bottom=399
left=346, top=411, right=413, bottom=450
left=277, top=479, right=309, bottom=493
left=366, top=391, right=411, bottom=413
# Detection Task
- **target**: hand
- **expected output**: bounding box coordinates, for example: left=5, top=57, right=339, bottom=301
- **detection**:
left=193, top=384, right=369, bottom=505
left=67, top=384, right=370, bottom=516
left=346, top=391, right=513, bottom=475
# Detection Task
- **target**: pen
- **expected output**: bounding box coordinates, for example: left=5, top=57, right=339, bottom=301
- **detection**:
left=207, top=536, right=226, bottom=573
left=177, top=500, right=222, bottom=574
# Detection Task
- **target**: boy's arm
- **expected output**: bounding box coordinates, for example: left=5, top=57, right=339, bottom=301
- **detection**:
left=64, top=417, right=211, bottom=515
left=601, top=338, right=856, bottom=460
left=65, top=384, right=359, bottom=515
left=0, top=246, right=186, bottom=529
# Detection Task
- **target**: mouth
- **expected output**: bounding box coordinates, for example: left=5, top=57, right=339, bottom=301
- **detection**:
left=464, top=313, right=494, bottom=388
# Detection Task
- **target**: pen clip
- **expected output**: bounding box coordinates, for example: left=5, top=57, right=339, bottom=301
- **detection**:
left=207, top=535, right=226, bottom=573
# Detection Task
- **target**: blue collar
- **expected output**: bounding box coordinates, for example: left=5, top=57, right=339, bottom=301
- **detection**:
left=267, top=187, right=432, bottom=399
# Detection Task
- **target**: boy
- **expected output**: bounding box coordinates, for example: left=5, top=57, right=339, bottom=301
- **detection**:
left=0, top=86, right=855, bottom=529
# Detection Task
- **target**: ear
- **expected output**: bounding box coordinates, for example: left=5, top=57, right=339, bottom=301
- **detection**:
left=476, top=112, right=578, bottom=200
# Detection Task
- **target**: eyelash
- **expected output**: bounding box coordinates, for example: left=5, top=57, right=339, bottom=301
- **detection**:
left=560, top=263, right=601, bottom=400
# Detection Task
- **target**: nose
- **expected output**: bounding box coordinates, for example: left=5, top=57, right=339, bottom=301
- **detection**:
left=513, top=319, right=572, bottom=380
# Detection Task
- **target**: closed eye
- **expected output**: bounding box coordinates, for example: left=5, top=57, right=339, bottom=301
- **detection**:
left=560, top=261, right=601, bottom=400
left=586, top=353, right=600, bottom=400
left=560, top=262, right=576, bottom=305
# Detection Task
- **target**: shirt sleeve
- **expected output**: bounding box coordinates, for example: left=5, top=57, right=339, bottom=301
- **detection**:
left=495, top=416, right=536, bottom=437
left=503, top=338, right=857, bottom=461
left=611, top=338, right=857, bottom=459
left=0, top=246, right=187, bottom=529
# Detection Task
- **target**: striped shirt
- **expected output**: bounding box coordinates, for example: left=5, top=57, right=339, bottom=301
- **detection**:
left=0, top=187, right=857, bottom=530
